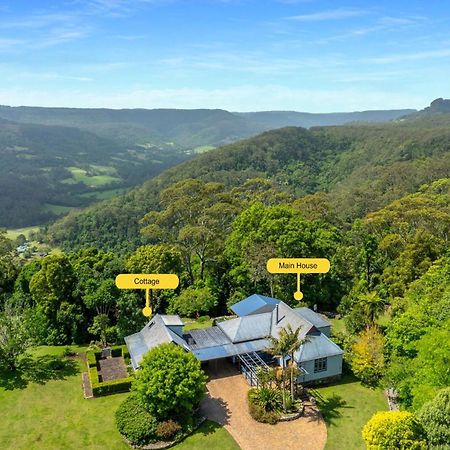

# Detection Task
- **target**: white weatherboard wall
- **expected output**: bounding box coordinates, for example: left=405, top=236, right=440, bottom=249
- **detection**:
left=299, top=354, right=342, bottom=383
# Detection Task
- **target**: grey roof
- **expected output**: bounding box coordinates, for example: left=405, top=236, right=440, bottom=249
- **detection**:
left=191, top=338, right=270, bottom=361
left=271, top=302, right=315, bottom=340
left=161, top=315, right=184, bottom=326
left=124, top=314, right=189, bottom=369
left=217, top=313, right=272, bottom=343
left=184, top=327, right=231, bottom=349
left=295, top=333, right=343, bottom=362
left=231, top=294, right=280, bottom=317
left=294, top=308, right=330, bottom=329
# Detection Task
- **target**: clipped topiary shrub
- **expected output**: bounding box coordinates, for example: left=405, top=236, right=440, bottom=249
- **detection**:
left=362, top=411, right=428, bottom=450
left=155, top=419, right=182, bottom=440
left=116, top=394, right=158, bottom=446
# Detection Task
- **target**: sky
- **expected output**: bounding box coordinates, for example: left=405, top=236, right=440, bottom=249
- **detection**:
left=0, top=0, right=449, bottom=112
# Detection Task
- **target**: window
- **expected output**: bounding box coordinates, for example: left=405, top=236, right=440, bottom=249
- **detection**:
left=314, top=357, right=327, bottom=373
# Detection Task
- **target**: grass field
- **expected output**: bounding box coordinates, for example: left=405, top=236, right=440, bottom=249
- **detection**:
left=312, top=374, right=387, bottom=450
left=5, top=226, right=40, bottom=240
left=0, top=346, right=239, bottom=450
left=62, top=166, right=121, bottom=187
left=44, top=204, right=76, bottom=215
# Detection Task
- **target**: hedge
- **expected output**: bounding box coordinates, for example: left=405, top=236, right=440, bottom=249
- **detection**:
left=111, top=346, right=122, bottom=358
left=92, top=377, right=133, bottom=396
left=86, top=351, right=97, bottom=368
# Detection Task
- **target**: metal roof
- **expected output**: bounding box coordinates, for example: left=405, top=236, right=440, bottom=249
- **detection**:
left=184, top=326, right=231, bottom=349
left=231, top=294, right=280, bottom=317
left=271, top=302, right=314, bottom=340
left=294, top=307, right=330, bottom=329
left=161, top=315, right=184, bottom=326
left=124, top=314, right=189, bottom=369
left=191, top=338, right=270, bottom=362
left=218, top=313, right=272, bottom=343
left=295, top=333, right=343, bottom=362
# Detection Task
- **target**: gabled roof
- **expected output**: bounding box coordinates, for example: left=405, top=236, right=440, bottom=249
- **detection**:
left=295, top=333, right=343, bottom=362
left=294, top=307, right=331, bottom=329
left=124, top=314, right=189, bottom=369
left=161, top=315, right=184, bottom=326
left=218, top=313, right=272, bottom=343
left=271, top=302, right=315, bottom=340
left=230, top=294, right=280, bottom=317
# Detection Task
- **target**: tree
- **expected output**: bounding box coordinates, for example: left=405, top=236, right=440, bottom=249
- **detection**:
left=362, top=411, right=427, bottom=450
left=0, top=306, right=33, bottom=371
left=133, top=343, right=207, bottom=422
left=141, top=179, right=237, bottom=283
left=267, top=326, right=297, bottom=412
left=281, top=324, right=307, bottom=402
left=88, top=314, right=111, bottom=347
left=360, top=291, right=384, bottom=325
left=168, top=284, right=217, bottom=318
left=350, top=326, right=385, bottom=387
left=418, top=388, right=450, bottom=449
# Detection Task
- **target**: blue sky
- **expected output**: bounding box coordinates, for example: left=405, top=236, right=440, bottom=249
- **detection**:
left=0, top=0, right=448, bottom=111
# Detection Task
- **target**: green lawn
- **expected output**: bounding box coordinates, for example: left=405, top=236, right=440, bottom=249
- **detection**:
left=5, top=226, right=40, bottom=240
left=62, top=166, right=121, bottom=187
left=311, top=374, right=387, bottom=450
left=182, top=318, right=214, bottom=331
left=0, top=346, right=239, bottom=450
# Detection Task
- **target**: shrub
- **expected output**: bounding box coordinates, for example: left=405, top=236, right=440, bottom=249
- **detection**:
left=197, top=315, right=210, bottom=323
left=133, top=343, right=207, bottom=422
left=418, top=388, right=450, bottom=449
left=116, top=394, right=157, bottom=446
left=247, top=389, right=280, bottom=424
left=88, top=366, right=99, bottom=384
left=86, top=351, right=96, bottom=368
left=110, top=346, right=122, bottom=358
left=362, top=411, right=427, bottom=450
left=248, top=400, right=279, bottom=424
left=91, top=377, right=133, bottom=396
left=62, top=346, right=75, bottom=357
left=155, top=420, right=182, bottom=440
left=248, top=387, right=282, bottom=412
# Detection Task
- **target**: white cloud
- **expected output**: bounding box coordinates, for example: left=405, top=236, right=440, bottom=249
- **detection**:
left=366, top=48, right=450, bottom=64
left=287, top=8, right=367, bottom=22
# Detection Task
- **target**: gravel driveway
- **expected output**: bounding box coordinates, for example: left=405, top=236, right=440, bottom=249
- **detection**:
left=200, top=359, right=327, bottom=450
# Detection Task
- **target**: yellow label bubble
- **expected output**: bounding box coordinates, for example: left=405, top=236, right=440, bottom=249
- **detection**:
left=267, top=258, right=330, bottom=274
left=115, top=274, right=180, bottom=290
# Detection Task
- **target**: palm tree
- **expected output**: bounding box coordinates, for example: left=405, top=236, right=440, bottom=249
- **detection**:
left=361, top=291, right=384, bottom=325
left=267, top=331, right=291, bottom=412
left=282, top=325, right=308, bottom=403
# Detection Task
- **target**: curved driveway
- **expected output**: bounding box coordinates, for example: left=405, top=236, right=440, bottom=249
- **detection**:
left=200, top=360, right=327, bottom=450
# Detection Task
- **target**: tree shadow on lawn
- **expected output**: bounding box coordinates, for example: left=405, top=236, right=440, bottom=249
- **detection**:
left=0, top=355, right=79, bottom=391
left=193, top=420, right=225, bottom=438
left=310, top=391, right=353, bottom=427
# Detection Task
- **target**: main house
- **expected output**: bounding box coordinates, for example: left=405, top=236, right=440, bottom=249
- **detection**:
left=125, top=294, right=343, bottom=384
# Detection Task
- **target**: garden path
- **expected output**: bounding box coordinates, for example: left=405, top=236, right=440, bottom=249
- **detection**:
left=200, top=359, right=327, bottom=450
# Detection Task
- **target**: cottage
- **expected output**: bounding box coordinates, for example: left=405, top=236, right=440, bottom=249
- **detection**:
left=125, top=294, right=343, bottom=384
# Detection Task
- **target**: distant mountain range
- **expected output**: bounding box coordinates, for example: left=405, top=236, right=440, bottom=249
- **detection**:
left=0, top=100, right=446, bottom=229
left=0, top=105, right=416, bottom=149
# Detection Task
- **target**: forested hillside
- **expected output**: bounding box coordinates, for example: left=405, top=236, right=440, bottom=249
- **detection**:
left=43, top=117, right=450, bottom=252
left=0, top=118, right=188, bottom=227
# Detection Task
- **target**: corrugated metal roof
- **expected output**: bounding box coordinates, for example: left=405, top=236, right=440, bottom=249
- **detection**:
left=191, top=338, right=270, bottom=361
left=184, top=326, right=231, bottom=349
left=217, top=313, right=272, bottom=343
left=295, top=307, right=330, bottom=329
left=271, top=302, right=314, bottom=340
left=231, top=294, right=280, bottom=317
left=124, top=314, right=189, bottom=369
left=161, top=315, right=184, bottom=326
left=296, top=333, right=343, bottom=362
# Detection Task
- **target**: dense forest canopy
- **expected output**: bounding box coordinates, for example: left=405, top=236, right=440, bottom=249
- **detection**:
left=43, top=115, right=450, bottom=252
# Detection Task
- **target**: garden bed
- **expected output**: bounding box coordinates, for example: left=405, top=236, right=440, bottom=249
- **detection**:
left=85, top=345, right=133, bottom=397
